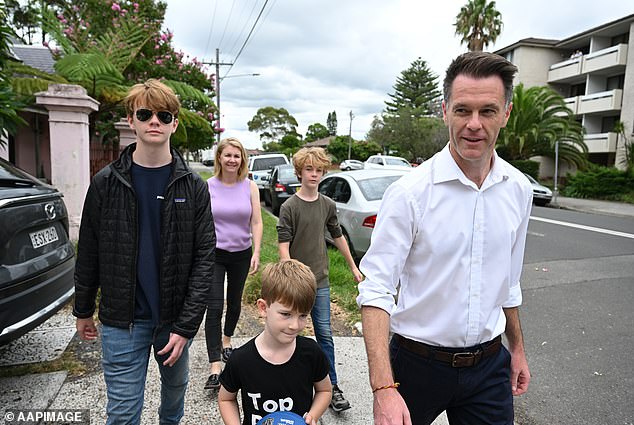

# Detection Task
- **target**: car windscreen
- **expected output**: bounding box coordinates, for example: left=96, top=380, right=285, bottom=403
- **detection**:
left=357, top=175, right=403, bottom=201
left=385, top=158, right=410, bottom=167
left=279, top=167, right=297, bottom=180
left=252, top=157, right=287, bottom=171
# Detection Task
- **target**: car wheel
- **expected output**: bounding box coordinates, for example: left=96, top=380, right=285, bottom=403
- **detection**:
left=535, top=199, right=550, bottom=207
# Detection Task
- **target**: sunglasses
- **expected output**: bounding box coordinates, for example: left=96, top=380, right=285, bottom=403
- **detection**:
left=135, top=108, right=175, bottom=125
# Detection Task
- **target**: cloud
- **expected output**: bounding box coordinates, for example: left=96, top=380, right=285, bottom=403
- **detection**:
left=164, top=0, right=634, bottom=149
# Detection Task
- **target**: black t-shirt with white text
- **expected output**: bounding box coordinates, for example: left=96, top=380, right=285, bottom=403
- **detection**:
left=220, top=336, right=329, bottom=425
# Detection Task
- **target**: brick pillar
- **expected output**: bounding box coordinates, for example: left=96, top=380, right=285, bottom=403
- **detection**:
left=35, top=84, right=99, bottom=240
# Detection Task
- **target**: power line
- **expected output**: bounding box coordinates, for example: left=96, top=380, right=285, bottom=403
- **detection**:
left=203, top=0, right=219, bottom=59
left=223, top=0, right=269, bottom=79
left=249, top=0, right=277, bottom=45
left=218, top=0, right=237, bottom=52
left=226, top=0, right=262, bottom=58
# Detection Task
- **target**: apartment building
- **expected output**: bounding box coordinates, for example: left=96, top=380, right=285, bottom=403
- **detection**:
left=495, top=14, right=634, bottom=175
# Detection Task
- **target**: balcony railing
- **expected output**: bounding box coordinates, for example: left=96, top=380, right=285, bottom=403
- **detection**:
left=563, top=96, right=578, bottom=115
left=548, top=57, right=582, bottom=82
left=547, top=43, right=628, bottom=82
left=583, top=44, right=628, bottom=74
left=584, top=132, right=617, bottom=153
left=577, top=89, right=622, bottom=115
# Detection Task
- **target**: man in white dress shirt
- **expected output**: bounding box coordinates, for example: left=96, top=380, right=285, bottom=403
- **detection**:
left=357, top=51, right=532, bottom=425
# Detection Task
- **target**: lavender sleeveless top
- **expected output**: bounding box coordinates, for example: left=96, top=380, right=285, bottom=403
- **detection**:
left=208, top=177, right=253, bottom=252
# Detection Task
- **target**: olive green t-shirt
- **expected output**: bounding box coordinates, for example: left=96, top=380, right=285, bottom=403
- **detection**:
left=276, top=194, right=343, bottom=285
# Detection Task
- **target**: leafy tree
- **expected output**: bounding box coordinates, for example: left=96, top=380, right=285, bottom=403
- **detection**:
left=454, top=0, right=502, bottom=51
left=497, top=84, right=587, bottom=168
left=0, top=9, right=27, bottom=148
left=614, top=120, right=634, bottom=172
left=305, top=122, right=330, bottom=143
left=326, top=136, right=381, bottom=162
left=326, top=110, right=337, bottom=136
left=366, top=111, right=446, bottom=162
left=9, top=1, right=216, bottom=151
left=247, top=106, right=299, bottom=146
left=264, top=133, right=303, bottom=156
left=385, top=58, right=441, bottom=118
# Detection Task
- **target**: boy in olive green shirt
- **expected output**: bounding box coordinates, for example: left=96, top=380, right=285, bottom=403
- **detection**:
left=277, top=147, right=362, bottom=412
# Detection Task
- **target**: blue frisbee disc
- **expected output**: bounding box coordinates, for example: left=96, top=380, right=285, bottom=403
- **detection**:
left=257, top=411, right=305, bottom=425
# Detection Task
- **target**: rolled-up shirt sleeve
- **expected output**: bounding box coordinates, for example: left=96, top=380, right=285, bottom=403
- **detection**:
left=357, top=181, right=418, bottom=315
left=504, top=188, right=532, bottom=308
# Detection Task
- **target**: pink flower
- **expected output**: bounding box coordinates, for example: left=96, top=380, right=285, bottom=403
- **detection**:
left=111, top=3, right=121, bottom=11
left=42, top=41, right=49, bottom=47
left=155, top=59, right=163, bottom=65
left=160, top=33, right=168, bottom=41
left=207, top=113, right=214, bottom=120
left=133, top=3, right=139, bottom=9
left=155, top=44, right=160, bottom=49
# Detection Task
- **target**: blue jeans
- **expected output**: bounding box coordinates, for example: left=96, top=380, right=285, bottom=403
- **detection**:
left=101, top=321, right=191, bottom=425
left=311, top=285, right=338, bottom=385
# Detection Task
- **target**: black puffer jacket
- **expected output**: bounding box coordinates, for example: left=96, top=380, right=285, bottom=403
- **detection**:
left=73, top=144, right=215, bottom=338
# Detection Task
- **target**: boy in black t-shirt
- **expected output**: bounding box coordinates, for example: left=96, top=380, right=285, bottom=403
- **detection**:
left=218, top=260, right=332, bottom=425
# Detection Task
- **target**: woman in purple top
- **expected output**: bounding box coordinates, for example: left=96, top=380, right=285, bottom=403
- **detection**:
left=204, top=137, right=263, bottom=390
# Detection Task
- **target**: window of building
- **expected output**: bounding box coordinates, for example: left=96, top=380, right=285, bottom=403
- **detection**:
left=611, top=32, right=629, bottom=46
left=606, top=74, right=624, bottom=90
left=570, top=83, right=586, bottom=97
left=601, top=116, right=619, bottom=133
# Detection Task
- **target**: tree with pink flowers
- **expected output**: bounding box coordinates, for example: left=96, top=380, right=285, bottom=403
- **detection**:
left=7, top=0, right=218, bottom=152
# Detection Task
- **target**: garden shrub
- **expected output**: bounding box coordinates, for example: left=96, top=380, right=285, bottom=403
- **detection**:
left=563, top=165, right=633, bottom=200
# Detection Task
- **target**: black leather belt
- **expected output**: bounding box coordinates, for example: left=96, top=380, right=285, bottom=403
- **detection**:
left=393, top=334, right=502, bottom=368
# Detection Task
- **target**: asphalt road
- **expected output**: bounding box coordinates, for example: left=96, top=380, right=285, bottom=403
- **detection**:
left=515, top=206, right=634, bottom=424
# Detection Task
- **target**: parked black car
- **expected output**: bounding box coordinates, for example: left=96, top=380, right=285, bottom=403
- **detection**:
left=0, top=158, right=75, bottom=345
left=262, top=164, right=300, bottom=215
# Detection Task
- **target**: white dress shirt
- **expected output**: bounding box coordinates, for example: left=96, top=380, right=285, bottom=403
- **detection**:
left=357, top=144, right=533, bottom=348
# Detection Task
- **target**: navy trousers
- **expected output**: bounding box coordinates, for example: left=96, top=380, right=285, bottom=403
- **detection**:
left=390, top=336, right=514, bottom=425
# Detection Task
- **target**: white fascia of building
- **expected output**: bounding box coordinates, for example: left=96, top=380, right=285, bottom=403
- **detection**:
left=495, top=14, right=634, bottom=174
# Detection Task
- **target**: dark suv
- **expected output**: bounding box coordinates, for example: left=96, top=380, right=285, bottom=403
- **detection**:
left=0, top=158, right=75, bottom=345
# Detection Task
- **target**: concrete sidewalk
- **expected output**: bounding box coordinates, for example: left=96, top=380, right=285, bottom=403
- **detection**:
left=1, top=331, right=449, bottom=424
left=552, top=196, right=634, bottom=218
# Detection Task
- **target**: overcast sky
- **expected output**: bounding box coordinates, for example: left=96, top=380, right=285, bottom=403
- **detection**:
left=163, top=1, right=634, bottom=149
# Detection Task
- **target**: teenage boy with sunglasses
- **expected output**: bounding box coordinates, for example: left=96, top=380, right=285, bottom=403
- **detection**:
left=74, top=79, right=215, bottom=424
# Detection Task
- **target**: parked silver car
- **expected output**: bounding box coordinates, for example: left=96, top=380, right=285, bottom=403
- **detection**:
left=524, top=173, right=552, bottom=206
left=339, top=159, right=364, bottom=171
left=319, top=169, right=408, bottom=262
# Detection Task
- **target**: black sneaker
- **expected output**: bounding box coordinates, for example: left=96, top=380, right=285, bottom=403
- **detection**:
left=330, top=384, right=351, bottom=412
left=221, top=347, right=233, bottom=363
left=204, top=374, right=220, bottom=390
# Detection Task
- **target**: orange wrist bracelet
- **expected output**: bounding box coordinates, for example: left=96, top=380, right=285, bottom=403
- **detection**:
left=372, top=382, right=400, bottom=393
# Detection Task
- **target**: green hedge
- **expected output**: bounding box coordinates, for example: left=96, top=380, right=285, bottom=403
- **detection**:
left=510, top=160, right=540, bottom=179
left=563, top=165, right=634, bottom=200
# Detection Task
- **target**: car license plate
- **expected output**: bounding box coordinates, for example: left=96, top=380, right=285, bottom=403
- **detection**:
left=30, top=226, right=59, bottom=248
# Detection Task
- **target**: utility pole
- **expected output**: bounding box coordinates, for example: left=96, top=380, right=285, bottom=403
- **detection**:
left=203, top=49, right=233, bottom=146
left=347, top=110, right=354, bottom=160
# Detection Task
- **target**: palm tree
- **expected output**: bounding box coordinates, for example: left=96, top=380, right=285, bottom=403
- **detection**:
left=454, top=0, right=503, bottom=52
left=9, top=6, right=215, bottom=149
left=497, top=84, right=588, bottom=168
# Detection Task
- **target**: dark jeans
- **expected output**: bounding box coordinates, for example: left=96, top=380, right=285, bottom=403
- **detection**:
left=205, top=247, right=251, bottom=363
left=390, top=335, right=514, bottom=425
